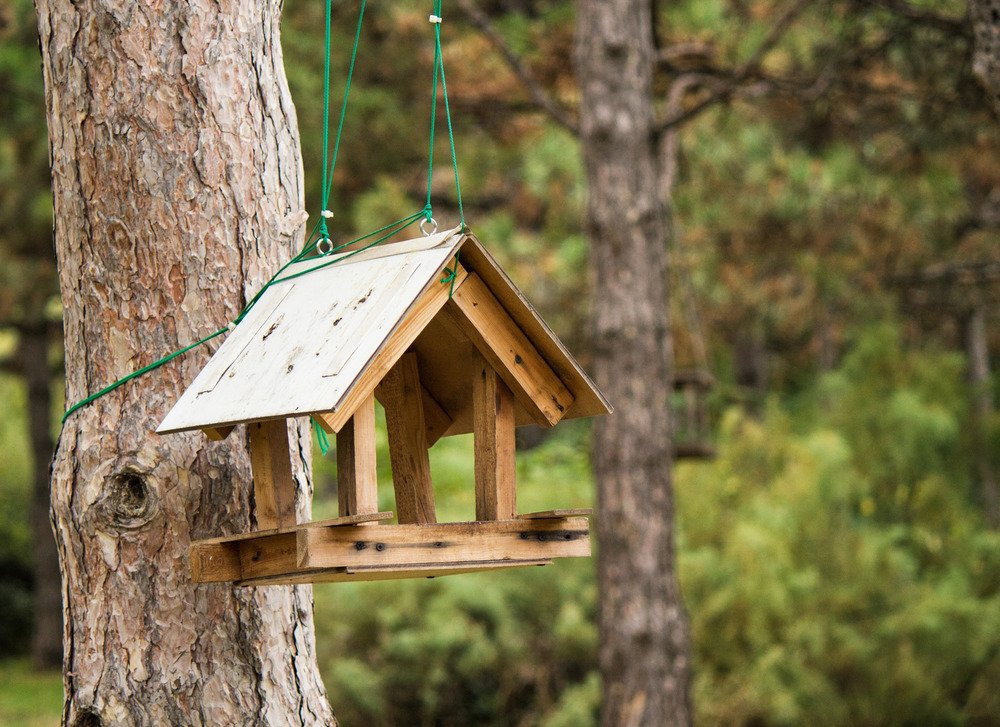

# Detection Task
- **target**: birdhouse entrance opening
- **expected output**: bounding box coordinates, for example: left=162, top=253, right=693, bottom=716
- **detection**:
left=162, top=230, right=611, bottom=586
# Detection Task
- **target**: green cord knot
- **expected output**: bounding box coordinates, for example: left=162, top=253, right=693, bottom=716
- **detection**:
left=422, top=203, right=433, bottom=221
left=440, top=250, right=461, bottom=298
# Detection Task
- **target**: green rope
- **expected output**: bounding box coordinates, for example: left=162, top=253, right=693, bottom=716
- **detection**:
left=427, top=1, right=463, bottom=296
left=425, top=8, right=442, bottom=218
left=326, top=0, right=368, bottom=209
left=61, top=328, right=226, bottom=423
left=60, top=211, right=427, bottom=422
left=312, top=417, right=331, bottom=455
left=436, top=14, right=464, bottom=227
left=318, top=0, right=367, bottom=243
left=62, top=0, right=470, bottom=422
left=318, top=0, right=332, bottom=241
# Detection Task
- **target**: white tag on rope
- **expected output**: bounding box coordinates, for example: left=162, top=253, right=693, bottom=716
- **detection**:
left=429, top=14, right=442, bottom=23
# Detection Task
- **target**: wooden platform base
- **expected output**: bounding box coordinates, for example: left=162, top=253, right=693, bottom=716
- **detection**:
left=190, top=513, right=592, bottom=586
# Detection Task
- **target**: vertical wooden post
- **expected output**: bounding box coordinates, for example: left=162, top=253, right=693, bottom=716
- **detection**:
left=249, top=419, right=297, bottom=530
left=337, top=393, right=379, bottom=524
left=473, top=354, right=517, bottom=521
left=378, top=353, right=437, bottom=524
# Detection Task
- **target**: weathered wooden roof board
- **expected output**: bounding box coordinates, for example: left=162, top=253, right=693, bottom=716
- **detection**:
left=157, top=227, right=612, bottom=436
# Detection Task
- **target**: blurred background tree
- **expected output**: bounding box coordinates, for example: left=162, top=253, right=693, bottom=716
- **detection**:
left=0, top=0, right=61, bottom=670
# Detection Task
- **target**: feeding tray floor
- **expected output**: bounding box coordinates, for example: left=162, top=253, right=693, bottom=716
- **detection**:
left=190, top=511, right=592, bottom=586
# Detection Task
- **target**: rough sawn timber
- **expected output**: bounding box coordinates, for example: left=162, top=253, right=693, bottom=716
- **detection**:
left=188, top=517, right=591, bottom=585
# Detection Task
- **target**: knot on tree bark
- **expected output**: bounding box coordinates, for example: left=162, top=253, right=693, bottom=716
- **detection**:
left=85, top=467, right=160, bottom=534
left=71, top=708, right=104, bottom=727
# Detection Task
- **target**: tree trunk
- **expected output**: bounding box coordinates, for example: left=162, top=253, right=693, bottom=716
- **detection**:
left=964, top=306, right=1000, bottom=529
left=970, top=0, right=1000, bottom=116
left=20, top=321, right=63, bottom=670
left=574, top=1, right=693, bottom=726
left=35, top=0, right=334, bottom=723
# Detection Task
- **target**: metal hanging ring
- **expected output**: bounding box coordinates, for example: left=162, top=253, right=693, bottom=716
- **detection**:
left=420, top=217, right=438, bottom=237
left=317, top=237, right=334, bottom=255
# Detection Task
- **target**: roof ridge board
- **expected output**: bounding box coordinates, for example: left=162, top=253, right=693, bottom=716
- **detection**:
left=276, top=225, right=465, bottom=281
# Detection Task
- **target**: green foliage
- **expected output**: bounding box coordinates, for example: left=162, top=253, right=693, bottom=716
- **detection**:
left=311, top=427, right=597, bottom=727
left=0, top=659, right=63, bottom=726
left=0, top=374, right=34, bottom=658
left=677, top=328, right=1000, bottom=726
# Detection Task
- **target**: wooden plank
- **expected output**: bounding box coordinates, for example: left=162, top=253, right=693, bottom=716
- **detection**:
left=190, top=513, right=397, bottom=582
left=235, top=559, right=552, bottom=586
left=239, top=532, right=299, bottom=581
left=373, top=379, right=452, bottom=448
left=297, top=518, right=590, bottom=574
left=444, top=271, right=574, bottom=428
left=202, top=426, right=235, bottom=441
left=377, top=353, right=437, bottom=525
left=419, top=385, right=452, bottom=448
left=456, top=235, right=613, bottom=420
left=320, top=265, right=469, bottom=433
left=189, top=540, right=241, bottom=582
left=193, top=518, right=588, bottom=584
left=193, top=511, right=394, bottom=546
left=312, top=413, right=336, bottom=435
left=337, top=394, right=379, bottom=524
left=473, top=355, right=517, bottom=521
left=249, top=419, right=297, bottom=530
left=518, top=509, right=593, bottom=519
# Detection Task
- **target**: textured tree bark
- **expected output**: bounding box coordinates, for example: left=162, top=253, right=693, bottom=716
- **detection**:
left=20, top=321, right=63, bottom=670
left=574, top=1, right=693, bottom=726
left=970, top=0, right=1000, bottom=115
left=35, top=0, right=335, bottom=723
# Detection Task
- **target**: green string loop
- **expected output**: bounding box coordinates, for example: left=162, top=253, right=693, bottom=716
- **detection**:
left=312, top=417, right=331, bottom=455
left=61, top=328, right=227, bottom=423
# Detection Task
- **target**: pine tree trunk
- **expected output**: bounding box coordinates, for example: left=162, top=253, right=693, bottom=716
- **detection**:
left=35, top=0, right=334, bottom=723
left=574, top=1, right=693, bottom=725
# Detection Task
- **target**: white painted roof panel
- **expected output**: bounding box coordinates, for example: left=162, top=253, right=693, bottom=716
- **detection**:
left=157, top=227, right=465, bottom=433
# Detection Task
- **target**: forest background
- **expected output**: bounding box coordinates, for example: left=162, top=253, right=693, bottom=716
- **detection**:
left=3, top=0, right=1000, bottom=724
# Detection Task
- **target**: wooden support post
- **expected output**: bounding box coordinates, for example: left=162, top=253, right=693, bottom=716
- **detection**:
left=377, top=353, right=437, bottom=524
left=374, top=383, right=452, bottom=448
left=248, top=419, right=298, bottom=530
left=337, top=394, right=379, bottom=524
left=473, top=355, right=517, bottom=521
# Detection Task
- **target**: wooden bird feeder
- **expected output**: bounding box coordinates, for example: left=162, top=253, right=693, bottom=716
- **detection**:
left=158, top=227, right=612, bottom=586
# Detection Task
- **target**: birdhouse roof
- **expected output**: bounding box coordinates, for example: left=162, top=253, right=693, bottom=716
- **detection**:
left=157, top=227, right=611, bottom=437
